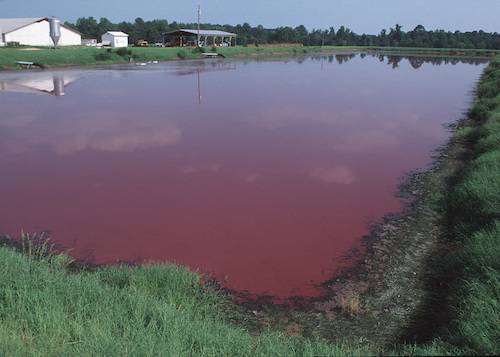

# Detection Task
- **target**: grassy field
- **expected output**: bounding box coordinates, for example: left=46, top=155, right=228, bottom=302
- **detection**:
left=0, top=48, right=498, bottom=355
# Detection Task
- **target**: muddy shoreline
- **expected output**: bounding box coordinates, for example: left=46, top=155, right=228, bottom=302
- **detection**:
left=228, top=117, right=475, bottom=350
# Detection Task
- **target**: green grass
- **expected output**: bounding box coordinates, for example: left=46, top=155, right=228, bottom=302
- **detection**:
left=444, top=59, right=500, bottom=356
left=0, top=233, right=369, bottom=356
left=0, top=46, right=198, bottom=69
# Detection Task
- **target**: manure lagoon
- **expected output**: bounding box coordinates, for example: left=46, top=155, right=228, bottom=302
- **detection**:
left=0, top=53, right=487, bottom=299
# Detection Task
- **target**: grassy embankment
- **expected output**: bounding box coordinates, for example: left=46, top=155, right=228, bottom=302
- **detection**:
left=0, top=48, right=498, bottom=355
left=1, top=44, right=497, bottom=70
left=0, top=234, right=369, bottom=356
left=0, top=45, right=349, bottom=69
left=441, top=59, right=500, bottom=355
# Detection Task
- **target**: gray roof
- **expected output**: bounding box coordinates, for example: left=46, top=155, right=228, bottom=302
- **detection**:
left=163, top=29, right=237, bottom=37
left=0, top=17, right=47, bottom=33
left=102, top=31, right=129, bottom=37
left=0, top=17, right=82, bottom=35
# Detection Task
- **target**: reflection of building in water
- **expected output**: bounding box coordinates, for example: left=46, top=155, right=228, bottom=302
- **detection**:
left=0, top=73, right=78, bottom=96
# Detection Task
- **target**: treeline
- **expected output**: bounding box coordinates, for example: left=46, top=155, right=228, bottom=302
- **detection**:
left=65, top=17, right=500, bottom=49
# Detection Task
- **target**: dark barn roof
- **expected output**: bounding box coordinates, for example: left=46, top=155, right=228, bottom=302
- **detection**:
left=162, top=29, right=237, bottom=37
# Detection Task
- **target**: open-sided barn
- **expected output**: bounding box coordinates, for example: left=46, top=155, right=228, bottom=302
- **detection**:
left=162, top=29, right=237, bottom=47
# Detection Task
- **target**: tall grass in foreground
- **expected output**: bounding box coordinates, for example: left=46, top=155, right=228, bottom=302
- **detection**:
left=0, top=234, right=367, bottom=356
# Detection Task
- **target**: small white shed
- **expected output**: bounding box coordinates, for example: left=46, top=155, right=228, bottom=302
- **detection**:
left=101, top=31, right=129, bottom=47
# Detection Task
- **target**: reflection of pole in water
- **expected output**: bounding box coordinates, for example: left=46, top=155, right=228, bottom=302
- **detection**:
left=53, top=76, right=65, bottom=96
left=197, top=69, right=202, bottom=105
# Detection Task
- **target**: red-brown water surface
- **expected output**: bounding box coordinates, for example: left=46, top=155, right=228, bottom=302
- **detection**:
left=0, top=54, right=487, bottom=299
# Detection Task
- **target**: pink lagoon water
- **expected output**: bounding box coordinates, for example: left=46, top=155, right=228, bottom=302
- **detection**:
left=0, top=54, right=487, bottom=299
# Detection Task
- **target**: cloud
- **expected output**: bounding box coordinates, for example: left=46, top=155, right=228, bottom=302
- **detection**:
left=328, top=129, right=401, bottom=153
left=0, top=108, right=181, bottom=155
left=308, top=166, right=355, bottom=185
left=181, top=163, right=221, bottom=174
left=0, top=113, right=38, bottom=128
left=242, top=173, right=259, bottom=182
left=53, top=127, right=181, bottom=155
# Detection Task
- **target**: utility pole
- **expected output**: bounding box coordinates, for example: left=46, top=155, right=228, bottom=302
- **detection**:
left=197, top=4, right=201, bottom=47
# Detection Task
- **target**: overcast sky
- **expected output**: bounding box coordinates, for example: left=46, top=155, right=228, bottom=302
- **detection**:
left=1, top=0, right=498, bottom=34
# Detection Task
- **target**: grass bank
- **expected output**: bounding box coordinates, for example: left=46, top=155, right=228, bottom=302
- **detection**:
left=0, top=234, right=367, bottom=356
left=2, top=45, right=494, bottom=70
left=0, top=46, right=183, bottom=69
left=0, top=45, right=351, bottom=69
left=0, top=50, right=498, bottom=356
left=441, top=59, right=500, bottom=355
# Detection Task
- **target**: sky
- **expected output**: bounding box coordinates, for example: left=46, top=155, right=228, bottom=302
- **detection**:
left=1, top=0, right=499, bottom=35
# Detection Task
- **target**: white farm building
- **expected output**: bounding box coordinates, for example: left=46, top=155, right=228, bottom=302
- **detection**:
left=0, top=17, right=82, bottom=47
left=101, top=31, right=129, bottom=47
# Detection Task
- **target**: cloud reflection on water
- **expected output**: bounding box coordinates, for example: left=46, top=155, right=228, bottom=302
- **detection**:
left=308, top=166, right=356, bottom=185
left=0, top=108, right=181, bottom=155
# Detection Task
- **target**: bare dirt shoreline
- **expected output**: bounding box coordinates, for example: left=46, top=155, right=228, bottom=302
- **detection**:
left=228, top=119, right=474, bottom=351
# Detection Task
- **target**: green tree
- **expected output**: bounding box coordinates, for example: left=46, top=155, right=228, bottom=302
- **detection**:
left=308, top=29, right=324, bottom=46
left=98, top=17, right=115, bottom=37
left=270, top=26, right=295, bottom=43
left=235, top=22, right=251, bottom=45
left=388, top=24, right=404, bottom=46
left=324, top=27, right=336, bottom=45
left=295, top=25, right=309, bottom=45
left=254, top=25, right=268, bottom=44
left=377, top=29, right=389, bottom=46
left=75, top=17, right=100, bottom=39
left=148, top=20, right=170, bottom=43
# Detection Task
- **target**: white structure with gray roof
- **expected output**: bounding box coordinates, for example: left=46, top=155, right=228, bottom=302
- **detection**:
left=0, top=17, right=81, bottom=47
left=101, top=31, right=129, bottom=48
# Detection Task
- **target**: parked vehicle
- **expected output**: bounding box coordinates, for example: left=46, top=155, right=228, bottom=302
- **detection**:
left=134, top=40, right=148, bottom=47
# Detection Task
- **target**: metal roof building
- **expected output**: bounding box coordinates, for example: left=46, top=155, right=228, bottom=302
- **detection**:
left=162, top=29, right=237, bottom=47
left=0, top=17, right=82, bottom=47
